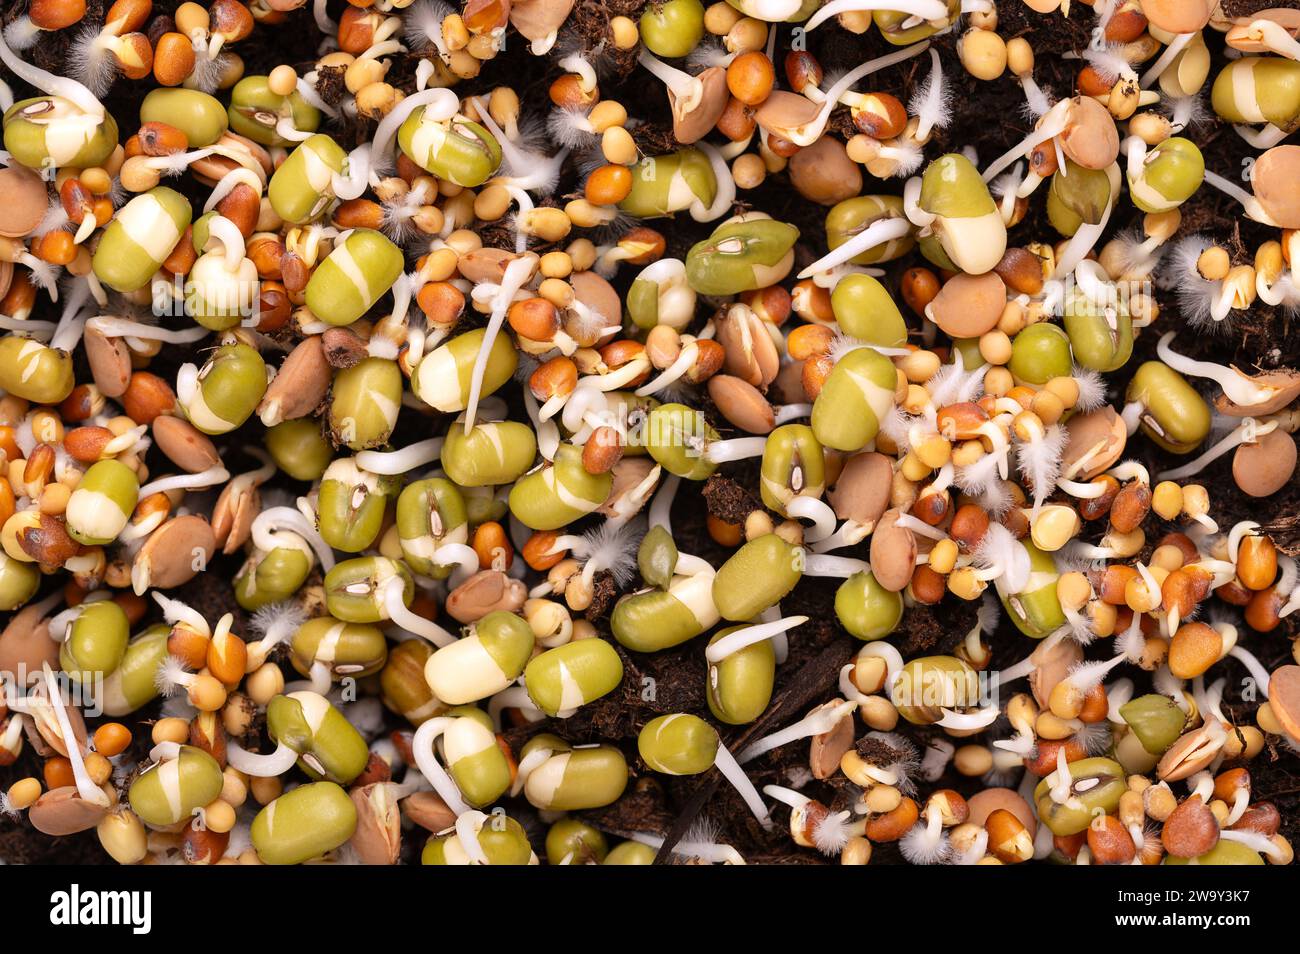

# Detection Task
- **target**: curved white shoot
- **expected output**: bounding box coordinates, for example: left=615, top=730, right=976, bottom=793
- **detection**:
left=804, top=0, right=947, bottom=31
left=737, top=699, right=856, bottom=764
left=649, top=474, right=681, bottom=532
left=784, top=496, right=836, bottom=543
left=411, top=717, right=472, bottom=816
left=382, top=579, right=457, bottom=647
left=981, top=99, right=1071, bottom=184
left=797, top=216, right=913, bottom=279
left=712, top=740, right=773, bottom=830
left=1156, top=333, right=1276, bottom=407
left=783, top=42, right=930, bottom=148
left=41, top=664, right=110, bottom=808
left=688, top=141, right=737, bottom=222
left=934, top=705, right=1000, bottom=730
left=0, top=28, right=104, bottom=118
left=226, top=739, right=301, bottom=776
left=706, top=615, right=808, bottom=663
left=635, top=338, right=699, bottom=397
left=801, top=553, right=872, bottom=579
left=1156, top=418, right=1276, bottom=482
left=1139, top=32, right=1195, bottom=88
left=370, top=87, right=459, bottom=171
left=356, top=438, right=444, bottom=474
left=137, top=466, right=231, bottom=499
left=463, top=255, right=537, bottom=434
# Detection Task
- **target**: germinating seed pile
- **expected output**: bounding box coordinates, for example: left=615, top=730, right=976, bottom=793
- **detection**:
left=0, top=0, right=1297, bottom=866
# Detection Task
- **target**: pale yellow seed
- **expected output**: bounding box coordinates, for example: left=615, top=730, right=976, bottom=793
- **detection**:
left=539, top=251, right=573, bottom=279
left=1006, top=36, right=1033, bottom=76
left=602, top=126, right=638, bottom=166
left=958, top=28, right=1007, bottom=81
left=473, top=183, right=512, bottom=222
left=732, top=153, right=766, bottom=189
left=588, top=100, right=627, bottom=133
left=6, top=777, right=41, bottom=811
left=704, top=1, right=742, bottom=34
left=268, top=64, right=298, bottom=97
left=151, top=717, right=189, bottom=746
left=610, top=15, right=639, bottom=49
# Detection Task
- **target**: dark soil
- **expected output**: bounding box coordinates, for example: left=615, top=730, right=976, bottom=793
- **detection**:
left=2, top=0, right=1299, bottom=864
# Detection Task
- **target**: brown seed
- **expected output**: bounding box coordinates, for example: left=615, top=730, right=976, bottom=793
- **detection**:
left=1244, top=584, right=1283, bottom=632
left=83, top=326, right=132, bottom=398
left=350, top=782, right=401, bottom=865
left=1087, top=814, right=1136, bottom=864
left=132, top=515, right=216, bottom=594
left=445, top=570, right=527, bottom=624
left=121, top=372, right=178, bottom=424
left=993, top=246, right=1046, bottom=296
left=62, top=426, right=114, bottom=463
left=1028, top=637, right=1084, bottom=709
left=402, top=790, right=457, bottom=832
left=0, top=165, right=51, bottom=239
left=1231, top=801, right=1281, bottom=839
left=1236, top=535, right=1278, bottom=591
left=137, top=121, right=188, bottom=157
left=707, top=374, right=775, bottom=434
left=851, top=92, right=907, bottom=139
left=581, top=427, right=624, bottom=475
left=1161, top=795, right=1219, bottom=858
left=211, top=480, right=259, bottom=556
left=1232, top=428, right=1296, bottom=498
left=900, top=267, right=940, bottom=317
left=1268, top=665, right=1300, bottom=741
left=910, top=564, right=945, bottom=604
left=787, top=136, right=862, bottom=206
left=153, top=32, right=197, bottom=86
left=783, top=50, right=823, bottom=96
left=716, top=96, right=756, bottom=142
left=715, top=305, right=780, bottom=388
left=258, top=336, right=331, bottom=425
left=985, top=808, right=1034, bottom=863
left=179, top=825, right=227, bottom=866
left=29, top=786, right=109, bottom=836
left=1157, top=726, right=1224, bottom=782
left=417, top=281, right=466, bottom=327
left=152, top=415, right=221, bottom=473
left=280, top=251, right=309, bottom=292
left=949, top=503, right=990, bottom=551
left=670, top=66, right=729, bottom=144
left=865, top=797, right=918, bottom=842
left=967, top=788, right=1036, bottom=837
left=927, top=271, right=1007, bottom=338
left=1061, top=407, right=1127, bottom=479
left=0, top=604, right=59, bottom=684
left=19, top=513, right=80, bottom=567
left=809, top=708, right=853, bottom=780
left=216, top=182, right=260, bottom=237
left=507, top=297, right=560, bottom=341
left=1168, top=621, right=1222, bottom=679
left=684, top=339, right=726, bottom=385
left=868, top=509, right=917, bottom=592
left=321, top=326, right=369, bottom=370
left=1109, top=480, right=1151, bottom=533
left=1025, top=737, right=1085, bottom=777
